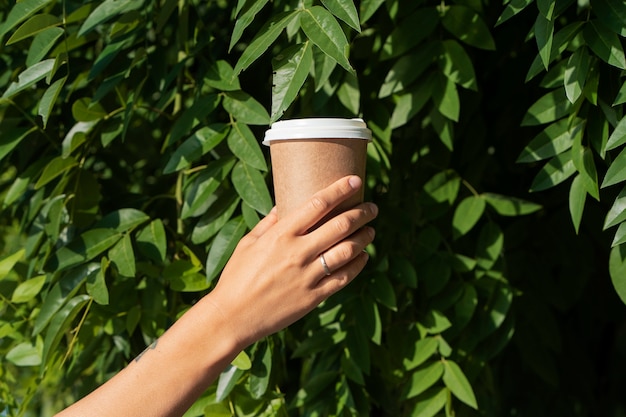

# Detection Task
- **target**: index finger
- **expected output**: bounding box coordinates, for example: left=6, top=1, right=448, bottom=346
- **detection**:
left=280, top=175, right=363, bottom=235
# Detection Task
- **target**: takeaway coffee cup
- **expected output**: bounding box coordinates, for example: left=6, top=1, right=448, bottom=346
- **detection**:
left=263, top=118, right=372, bottom=220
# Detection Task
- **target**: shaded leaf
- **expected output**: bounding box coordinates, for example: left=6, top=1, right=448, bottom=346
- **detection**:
left=441, top=5, right=495, bottom=51
left=0, top=0, right=53, bottom=38
left=534, top=14, right=554, bottom=70
left=495, top=0, right=533, bottom=26
left=529, top=150, right=576, bottom=192
left=301, top=6, right=353, bottom=73
left=163, top=124, right=229, bottom=174
left=475, top=221, right=503, bottom=270
left=231, top=161, right=272, bottom=214
left=483, top=193, right=542, bottom=216
left=517, top=119, right=582, bottom=162
left=432, top=73, right=460, bottom=122
left=229, top=0, right=271, bottom=51
left=6, top=13, right=60, bottom=45
left=411, top=387, right=448, bottom=417
left=602, top=146, right=626, bottom=188
left=205, top=216, right=247, bottom=285
left=34, top=155, right=78, bottom=189
left=223, top=91, right=270, bottom=125
left=86, top=258, right=109, bottom=304
left=109, top=234, right=135, bottom=278
left=321, top=0, right=360, bottom=31
left=590, top=0, right=626, bottom=37
left=136, top=220, right=167, bottom=262
left=521, top=88, right=571, bottom=126
left=605, top=115, right=626, bottom=152
left=380, top=8, right=439, bottom=60
left=182, top=158, right=236, bottom=219
left=205, top=60, right=241, bottom=91
left=609, top=244, right=626, bottom=304
left=452, top=195, right=485, bottom=239
left=439, top=40, right=478, bottom=91
left=379, top=42, right=437, bottom=98
left=0, top=127, right=33, bottom=165
left=46, top=229, right=122, bottom=272
left=78, top=0, right=144, bottom=36
left=2, top=59, right=55, bottom=99
left=403, top=337, right=439, bottom=371
left=583, top=20, right=626, bottom=70
left=564, top=47, right=590, bottom=104
left=271, top=42, right=313, bottom=123
left=38, top=76, right=66, bottom=128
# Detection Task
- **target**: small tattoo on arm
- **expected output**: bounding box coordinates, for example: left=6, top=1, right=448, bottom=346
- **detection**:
left=135, top=339, right=158, bottom=362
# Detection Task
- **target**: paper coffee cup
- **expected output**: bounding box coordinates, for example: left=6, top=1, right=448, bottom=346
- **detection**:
left=263, top=118, right=372, bottom=220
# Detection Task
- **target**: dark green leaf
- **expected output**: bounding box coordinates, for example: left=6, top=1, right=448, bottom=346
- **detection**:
left=605, top=115, right=626, bottom=152
left=182, top=158, right=236, bottom=219
left=526, top=22, right=584, bottom=81
left=162, top=94, right=221, bottom=150
left=529, top=150, right=576, bottom=192
left=0, top=127, right=33, bottom=164
left=517, top=119, right=582, bottom=162
left=205, top=216, right=247, bottom=285
left=337, top=72, right=360, bottom=115
left=34, top=155, right=78, bottom=189
left=389, top=76, right=433, bottom=129
left=439, top=40, right=478, bottom=91
left=78, top=0, right=144, bottom=36
left=6, top=13, right=60, bottom=45
left=380, top=8, right=439, bottom=60
left=321, top=0, right=361, bottom=31
left=475, top=221, right=503, bottom=270
left=26, top=26, right=64, bottom=67
left=534, top=14, right=554, bottom=70
left=163, top=124, right=229, bottom=174
left=421, top=309, right=452, bottom=334
left=403, top=337, right=438, bottom=371
left=604, top=185, right=626, bottom=230
left=2, top=59, right=54, bottom=99
left=47, top=229, right=122, bottom=272
left=0, top=0, right=53, bottom=38
left=609, top=244, right=626, bottom=304
left=432, top=73, right=460, bottom=122
left=379, top=41, right=437, bottom=98
left=521, top=88, right=571, bottom=126
left=389, top=256, right=418, bottom=288
left=583, top=20, right=626, bottom=70
left=614, top=80, right=626, bottom=106
left=537, top=0, right=556, bottom=19
left=602, top=146, right=626, bottom=188
left=191, top=194, right=240, bottom=244
left=442, top=359, right=478, bottom=409
left=229, top=0, right=271, bottom=51
left=233, top=11, right=298, bottom=76
left=223, top=91, right=270, bottom=125
left=452, top=195, right=485, bottom=239
left=136, top=220, right=167, bottom=262
left=86, top=259, right=109, bottom=304
left=231, top=161, right=272, bottom=214
left=360, top=0, right=385, bottom=24
left=571, top=135, right=599, bottom=200
left=271, top=42, right=313, bottom=123
left=165, top=260, right=208, bottom=292
left=249, top=341, right=272, bottom=397
left=613, top=222, right=626, bottom=248
left=442, top=5, right=496, bottom=51
left=109, top=234, right=135, bottom=278
left=565, top=47, right=590, bottom=104
left=402, top=361, right=444, bottom=400
left=38, top=76, right=66, bottom=128
left=495, top=0, right=533, bottom=26
left=301, top=6, right=353, bottom=73
left=93, top=208, right=149, bottom=232
left=483, top=193, right=542, bottom=216
left=205, top=60, right=241, bottom=91
left=569, top=174, right=587, bottom=233
left=72, top=98, right=107, bottom=122
left=369, top=274, right=397, bottom=310
left=590, top=0, right=626, bottom=37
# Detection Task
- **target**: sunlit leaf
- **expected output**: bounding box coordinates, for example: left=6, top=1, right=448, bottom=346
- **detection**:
left=12, top=275, right=46, bottom=303
left=301, top=6, right=353, bottom=73
left=602, top=146, right=626, bottom=188
left=402, top=361, right=444, bottom=400
left=609, top=244, right=626, bottom=304
left=205, top=216, right=247, bottom=285
left=521, top=88, right=571, bottom=126
left=583, top=20, right=626, bottom=70
left=0, top=0, right=53, bottom=38
left=223, top=91, right=270, bottom=125
left=6, top=13, right=60, bottom=45
left=534, top=14, right=554, bottom=70
left=231, top=161, right=272, bottom=214
left=271, top=42, right=313, bottom=123
left=530, top=150, right=576, bottom=192
left=452, top=195, right=485, bottom=239
left=229, top=0, right=271, bottom=51
left=442, top=359, right=478, bottom=409
left=78, top=0, right=144, bottom=36
left=2, top=59, right=55, bottom=99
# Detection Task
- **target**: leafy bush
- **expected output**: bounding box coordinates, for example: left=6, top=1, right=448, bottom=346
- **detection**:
left=1, top=0, right=625, bottom=416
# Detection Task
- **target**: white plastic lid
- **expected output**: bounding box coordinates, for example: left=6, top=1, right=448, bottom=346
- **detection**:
left=263, top=118, right=372, bottom=145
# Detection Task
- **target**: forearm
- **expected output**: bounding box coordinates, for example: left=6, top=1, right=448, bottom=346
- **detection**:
left=55, top=297, right=242, bottom=417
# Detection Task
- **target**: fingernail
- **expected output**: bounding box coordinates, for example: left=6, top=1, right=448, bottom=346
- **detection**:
left=348, top=176, right=362, bottom=190
left=369, top=203, right=378, bottom=216
left=367, top=227, right=375, bottom=239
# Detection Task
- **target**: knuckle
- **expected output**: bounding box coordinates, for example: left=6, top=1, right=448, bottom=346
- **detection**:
left=333, top=216, right=353, bottom=235
left=309, top=196, right=329, bottom=212
left=338, top=243, right=356, bottom=260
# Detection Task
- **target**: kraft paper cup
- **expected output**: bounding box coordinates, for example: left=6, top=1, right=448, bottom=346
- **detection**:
left=263, top=118, right=372, bottom=220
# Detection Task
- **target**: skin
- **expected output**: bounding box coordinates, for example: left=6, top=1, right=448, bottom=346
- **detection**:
left=55, top=175, right=378, bottom=417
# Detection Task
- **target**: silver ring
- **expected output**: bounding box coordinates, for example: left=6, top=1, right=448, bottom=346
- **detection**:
left=320, top=254, right=331, bottom=276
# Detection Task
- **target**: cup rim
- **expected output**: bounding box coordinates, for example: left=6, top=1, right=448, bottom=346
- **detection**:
left=263, top=118, right=372, bottom=145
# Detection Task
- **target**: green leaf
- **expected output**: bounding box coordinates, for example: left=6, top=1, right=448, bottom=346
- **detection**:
left=389, top=256, right=418, bottom=288
left=86, top=259, right=109, bottom=304
left=526, top=22, right=584, bottom=82
left=534, top=14, right=554, bottom=70
left=233, top=11, right=298, bottom=76
left=231, top=161, right=273, bottom=215
left=312, top=47, right=337, bottom=92
left=249, top=341, right=273, bottom=397
left=411, top=387, right=448, bottom=417
left=403, top=337, right=438, bottom=371
left=441, top=5, right=496, bottom=51
left=564, top=47, right=591, bottom=104
left=271, top=42, right=313, bottom=123
left=603, top=146, right=626, bottom=188
left=136, top=220, right=167, bottom=262
left=72, top=98, right=107, bottom=122
left=452, top=195, right=485, bottom=239
left=571, top=135, right=600, bottom=200
left=205, top=216, right=247, bottom=285
left=483, top=193, right=542, bottom=216
left=34, top=155, right=78, bottom=189
left=612, top=222, right=626, bottom=247
left=402, top=361, right=444, bottom=400
left=301, top=6, right=353, bottom=73
left=389, top=76, right=433, bottom=129
left=360, top=0, right=385, bottom=24
left=439, top=40, right=478, bottom=91
left=162, top=94, right=221, bottom=150
left=2, top=58, right=55, bottom=99
left=476, top=221, right=503, bottom=270
left=590, top=0, right=626, bottom=37
left=422, top=170, right=461, bottom=205
left=47, top=229, right=122, bottom=272
left=529, top=150, right=576, bottom=192
left=78, top=0, right=144, bottom=36
left=6, top=342, right=41, bottom=367
left=337, top=72, right=360, bottom=115
left=442, top=359, right=478, bottom=409
left=421, top=309, right=452, bottom=334
left=495, top=0, right=533, bottom=26
left=109, top=233, right=135, bottom=278
left=191, top=194, right=240, bottom=245
left=0, top=249, right=25, bottom=280
left=605, top=115, right=626, bottom=152
left=432, top=74, right=460, bottom=122
left=6, top=13, right=60, bottom=45
left=229, top=0, right=271, bottom=51
left=609, top=244, right=626, bottom=304
left=231, top=350, right=252, bottom=370
left=605, top=185, right=626, bottom=230
left=516, top=119, right=582, bottom=162
left=165, top=260, right=207, bottom=292
left=583, top=20, right=626, bottom=70
left=537, top=0, right=556, bottom=19
left=205, top=60, right=241, bottom=91
left=379, top=41, right=437, bottom=98
left=12, top=275, right=46, bottom=303
left=569, top=175, right=586, bottom=234
left=38, top=76, right=66, bottom=128
left=0, top=0, right=53, bottom=39
left=380, top=8, right=439, bottom=60
left=41, top=294, right=91, bottom=369
left=369, top=274, right=397, bottom=310
left=228, top=123, right=267, bottom=172
left=320, top=0, right=360, bottom=31
left=521, top=88, right=572, bottom=126
left=163, top=124, right=230, bottom=174
left=93, top=208, right=149, bottom=232
left=223, top=91, right=270, bottom=125
left=182, top=158, right=236, bottom=219
left=26, top=27, right=62, bottom=69
left=613, top=80, right=626, bottom=106
left=0, top=127, right=33, bottom=165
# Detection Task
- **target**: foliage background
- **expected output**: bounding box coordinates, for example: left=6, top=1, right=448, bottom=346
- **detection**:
left=1, top=0, right=626, bottom=416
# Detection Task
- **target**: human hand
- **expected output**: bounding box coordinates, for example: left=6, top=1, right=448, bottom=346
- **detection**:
left=204, top=175, right=378, bottom=349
